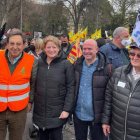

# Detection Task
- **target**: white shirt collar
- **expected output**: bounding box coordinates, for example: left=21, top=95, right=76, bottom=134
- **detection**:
left=132, top=67, right=140, bottom=80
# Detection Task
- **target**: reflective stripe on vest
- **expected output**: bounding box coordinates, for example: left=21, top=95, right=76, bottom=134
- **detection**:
left=0, top=92, right=29, bottom=102
left=0, top=82, right=29, bottom=90
left=0, top=97, right=7, bottom=102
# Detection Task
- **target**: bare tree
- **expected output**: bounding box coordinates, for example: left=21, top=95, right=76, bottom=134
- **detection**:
left=82, top=0, right=113, bottom=33
left=61, top=0, right=88, bottom=33
left=111, top=0, right=139, bottom=24
left=41, top=0, right=68, bottom=35
left=0, top=0, right=21, bottom=27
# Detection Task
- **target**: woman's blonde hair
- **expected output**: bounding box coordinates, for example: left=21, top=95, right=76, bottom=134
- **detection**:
left=34, top=38, right=44, bottom=53
left=44, top=35, right=61, bottom=50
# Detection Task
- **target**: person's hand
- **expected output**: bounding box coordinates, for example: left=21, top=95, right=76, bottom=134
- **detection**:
left=102, top=124, right=110, bottom=136
left=59, top=111, right=69, bottom=119
left=27, top=103, right=32, bottom=112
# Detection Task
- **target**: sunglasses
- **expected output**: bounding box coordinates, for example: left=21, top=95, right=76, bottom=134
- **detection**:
left=129, top=52, right=140, bottom=58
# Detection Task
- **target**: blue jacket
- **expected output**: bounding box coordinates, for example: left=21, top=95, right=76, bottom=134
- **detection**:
left=100, top=42, right=129, bottom=69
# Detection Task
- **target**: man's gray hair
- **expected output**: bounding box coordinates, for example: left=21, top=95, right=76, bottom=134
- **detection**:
left=113, top=27, right=128, bottom=38
left=7, top=28, right=26, bottom=43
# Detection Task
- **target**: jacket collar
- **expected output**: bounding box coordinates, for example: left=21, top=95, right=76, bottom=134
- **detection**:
left=5, top=49, right=23, bottom=64
left=75, top=52, right=107, bottom=71
left=40, top=51, right=65, bottom=64
left=110, top=42, right=120, bottom=51
left=124, top=63, right=132, bottom=74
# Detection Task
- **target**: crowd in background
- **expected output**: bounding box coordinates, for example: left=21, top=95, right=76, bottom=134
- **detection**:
left=0, top=26, right=140, bottom=140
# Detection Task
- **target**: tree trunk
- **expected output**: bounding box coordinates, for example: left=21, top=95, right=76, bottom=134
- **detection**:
left=74, top=22, right=78, bottom=33
left=1, top=14, right=8, bottom=27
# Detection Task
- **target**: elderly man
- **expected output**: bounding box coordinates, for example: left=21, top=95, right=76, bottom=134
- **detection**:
left=100, top=27, right=131, bottom=69
left=0, top=29, right=37, bottom=140
left=102, top=42, right=140, bottom=140
left=74, top=39, right=111, bottom=140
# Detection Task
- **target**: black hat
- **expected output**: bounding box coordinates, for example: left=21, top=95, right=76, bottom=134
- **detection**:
left=130, top=42, right=140, bottom=49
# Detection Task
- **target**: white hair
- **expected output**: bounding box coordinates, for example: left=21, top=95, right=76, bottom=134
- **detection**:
left=113, top=27, right=128, bottom=38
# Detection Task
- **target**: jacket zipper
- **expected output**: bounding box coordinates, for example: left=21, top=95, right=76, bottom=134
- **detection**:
left=43, top=63, right=50, bottom=131
left=124, top=92, right=132, bottom=140
left=123, top=79, right=140, bottom=140
left=92, top=70, right=95, bottom=122
left=48, top=65, right=50, bottom=69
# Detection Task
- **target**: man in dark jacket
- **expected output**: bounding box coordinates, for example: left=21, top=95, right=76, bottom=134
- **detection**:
left=74, top=39, right=111, bottom=140
left=60, top=34, right=72, bottom=57
left=102, top=42, right=140, bottom=140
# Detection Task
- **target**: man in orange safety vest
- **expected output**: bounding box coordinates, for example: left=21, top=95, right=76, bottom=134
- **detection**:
left=0, top=28, right=38, bottom=140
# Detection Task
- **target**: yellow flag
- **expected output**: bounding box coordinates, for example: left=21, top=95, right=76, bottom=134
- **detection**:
left=91, top=29, right=102, bottom=40
left=80, top=27, right=88, bottom=39
left=68, top=31, right=74, bottom=38
left=91, top=29, right=97, bottom=39
left=96, top=29, right=101, bottom=39
left=69, top=28, right=88, bottom=44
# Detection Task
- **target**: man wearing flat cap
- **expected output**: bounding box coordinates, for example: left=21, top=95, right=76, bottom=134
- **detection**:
left=102, top=42, right=140, bottom=140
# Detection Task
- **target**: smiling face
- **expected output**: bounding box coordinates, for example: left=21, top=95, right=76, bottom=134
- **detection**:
left=129, top=48, right=140, bottom=69
left=44, top=41, right=60, bottom=61
left=7, top=35, right=24, bottom=58
left=82, top=39, right=98, bottom=62
left=83, top=45, right=98, bottom=61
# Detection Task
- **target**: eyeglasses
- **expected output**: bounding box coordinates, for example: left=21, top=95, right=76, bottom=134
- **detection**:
left=129, top=52, right=140, bottom=58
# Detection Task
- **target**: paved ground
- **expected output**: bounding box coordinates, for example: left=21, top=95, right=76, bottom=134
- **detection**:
left=24, top=112, right=76, bottom=140
left=6, top=112, right=76, bottom=140
left=63, top=124, right=75, bottom=140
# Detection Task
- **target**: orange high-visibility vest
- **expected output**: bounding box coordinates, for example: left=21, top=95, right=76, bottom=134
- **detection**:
left=0, top=50, right=35, bottom=112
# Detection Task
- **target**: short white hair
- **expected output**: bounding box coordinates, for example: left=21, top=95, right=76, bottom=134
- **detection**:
left=113, top=27, right=128, bottom=38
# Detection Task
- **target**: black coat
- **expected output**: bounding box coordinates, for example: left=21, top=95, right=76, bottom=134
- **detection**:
left=102, top=64, right=140, bottom=140
left=61, top=43, right=72, bottom=57
left=74, top=52, right=111, bottom=123
left=33, top=51, right=75, bottom=129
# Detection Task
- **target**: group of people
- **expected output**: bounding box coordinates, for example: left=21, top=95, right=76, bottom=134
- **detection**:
left=0, top=26, right=140, bottom=140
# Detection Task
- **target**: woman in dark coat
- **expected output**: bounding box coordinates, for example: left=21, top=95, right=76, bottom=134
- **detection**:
left=33, top=35, right=75, bottom=140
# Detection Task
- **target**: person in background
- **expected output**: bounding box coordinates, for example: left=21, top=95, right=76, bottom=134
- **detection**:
left=60, top=34, right=72, bottom=57
left=24, top=38, right=32, bottom=53
left=74, top=39, right=111, bottom=140
left=100, top=27, right=131, bottom=69
left=33, top=35, right=75, bottom=140
left=24, top=38, right=39, bottom=59
left=96, top=38, right=106, bottom=48
left=80, top=38, right=85, bottom=49
left=0, top=36, right=7, bottom=50
left=34, top=38, right=44, bottom=56
left=60, top=33, right=74, bottom=125
left=0, top=23, right=6, bottom=49
left=102, top=42, right=140, bottom=140
left=0, top=28, right=38, bottom=140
